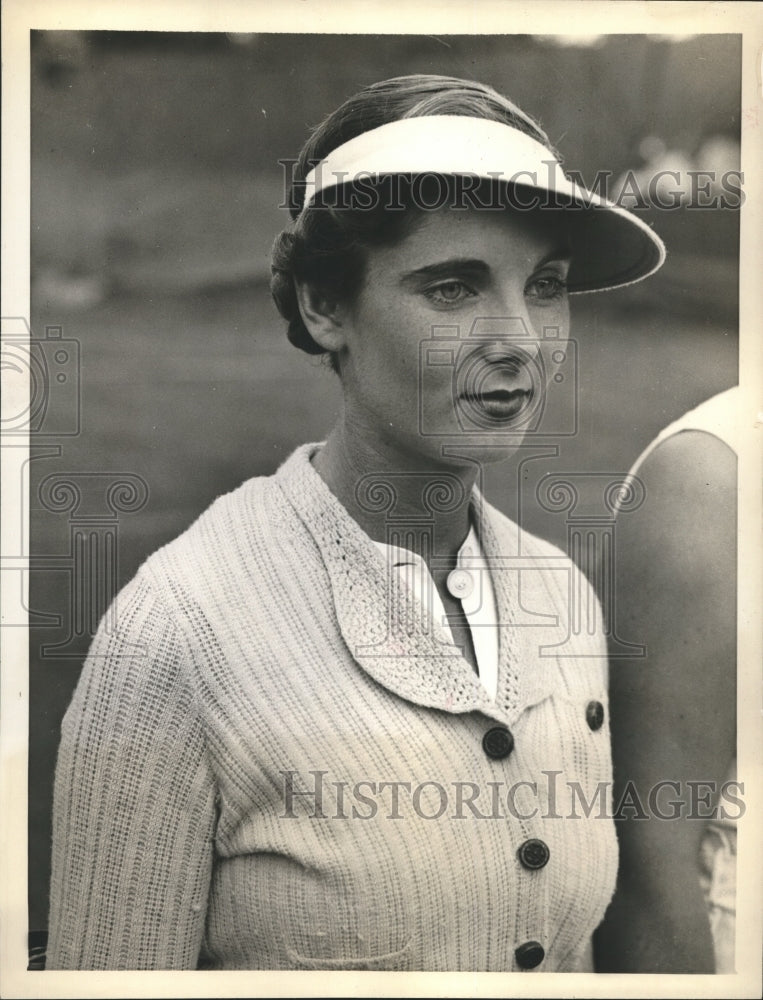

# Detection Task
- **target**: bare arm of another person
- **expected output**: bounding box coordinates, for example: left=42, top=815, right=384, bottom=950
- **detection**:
left=594, top=430, right=736, bottom=973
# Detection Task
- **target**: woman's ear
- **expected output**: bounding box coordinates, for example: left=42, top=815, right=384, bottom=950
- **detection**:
left=294, top=280, right=348, bottom=353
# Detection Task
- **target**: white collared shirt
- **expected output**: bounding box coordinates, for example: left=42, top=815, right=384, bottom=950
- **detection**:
left=373, top=526, right=499, bottom=701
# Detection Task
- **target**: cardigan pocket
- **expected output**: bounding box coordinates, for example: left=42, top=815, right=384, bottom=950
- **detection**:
left=285, top=937, right=414, bottom=971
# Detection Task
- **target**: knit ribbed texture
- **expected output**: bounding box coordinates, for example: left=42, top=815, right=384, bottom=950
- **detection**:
left=48, top=443, right=617, bottom=970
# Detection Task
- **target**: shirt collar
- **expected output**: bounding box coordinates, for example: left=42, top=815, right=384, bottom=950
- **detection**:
left=272, top=443, right=563, bottom=725
left=373, top=524, right=482, bottom=568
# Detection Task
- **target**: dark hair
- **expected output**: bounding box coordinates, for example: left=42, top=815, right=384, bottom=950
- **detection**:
left=269, top=75, right=554, bottom=373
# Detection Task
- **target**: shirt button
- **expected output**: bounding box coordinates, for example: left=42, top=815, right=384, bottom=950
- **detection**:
left=515, top=940, right=545, bottom=969
left=446, top=567, right=473, bottom=599
left=586, top=700, right=604, bottom=731
left=517, top=838, right=550, bottom=870
left=482, top=725, right=514, bottom=760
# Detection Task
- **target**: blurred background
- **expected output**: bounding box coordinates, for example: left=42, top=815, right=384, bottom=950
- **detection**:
left=27, top=31, right=740, bottom=944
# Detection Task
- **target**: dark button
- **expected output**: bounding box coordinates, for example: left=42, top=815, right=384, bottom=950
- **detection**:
left=517, top=838, right=550, bottom=870
left=586, top=700, right=604, bottom=731
left=515, top=940, right=545, bottom=969
left=482, top=725, right=514, bottom=760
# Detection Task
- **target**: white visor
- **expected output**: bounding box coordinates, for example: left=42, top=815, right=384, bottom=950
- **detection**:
left=298, top=115, right=666, bottom=294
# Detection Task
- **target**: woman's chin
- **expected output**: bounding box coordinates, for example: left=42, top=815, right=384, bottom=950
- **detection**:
left=411, top=430, right=530, bottom=467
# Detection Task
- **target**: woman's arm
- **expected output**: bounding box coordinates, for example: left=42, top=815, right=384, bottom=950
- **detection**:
left=47, top=573, right=218, bottom=970
left=594, top=431, right=737, bottom=973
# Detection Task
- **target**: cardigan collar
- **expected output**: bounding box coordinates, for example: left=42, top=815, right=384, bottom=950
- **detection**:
left=274, top=443, right=559, bottom=727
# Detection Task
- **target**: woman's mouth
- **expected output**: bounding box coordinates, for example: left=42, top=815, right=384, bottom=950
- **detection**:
left=460, top=386, right=533, bottom=421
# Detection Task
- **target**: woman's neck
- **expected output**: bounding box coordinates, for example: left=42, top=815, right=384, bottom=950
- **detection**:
left=312, top=419, right=478, bottom=564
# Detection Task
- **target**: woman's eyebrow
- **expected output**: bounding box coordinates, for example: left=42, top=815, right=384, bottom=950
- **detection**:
left=399, top=258, right=490, bottom=284
left=536, top=247, right=572, bottom=267
left=400, top=249, right=572, bottom=286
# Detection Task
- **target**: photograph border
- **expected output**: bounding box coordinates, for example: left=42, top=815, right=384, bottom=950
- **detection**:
left=2, top=2, right=762, bottom=998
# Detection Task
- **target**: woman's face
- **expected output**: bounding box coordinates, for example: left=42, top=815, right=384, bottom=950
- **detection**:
left=335, top=205, right=572, bottom=467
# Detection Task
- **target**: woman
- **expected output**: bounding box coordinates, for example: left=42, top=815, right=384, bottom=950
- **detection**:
left=47, top=74, right=665, bottom=971
left=595, top=387, right=739, bottom=973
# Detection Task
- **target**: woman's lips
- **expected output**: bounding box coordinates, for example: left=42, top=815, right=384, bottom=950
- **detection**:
left=461, top=386, right=533, bottom=420
left=456, top=350, right=539, bottom=422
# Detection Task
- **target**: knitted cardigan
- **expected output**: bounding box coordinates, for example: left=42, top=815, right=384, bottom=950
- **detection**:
left=47, top=443, right=617, bottom=971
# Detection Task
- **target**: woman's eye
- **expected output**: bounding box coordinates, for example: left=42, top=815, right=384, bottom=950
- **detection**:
left=424, top=281, right=475, bottom=306
left=526, top=274, right=568, bottom=301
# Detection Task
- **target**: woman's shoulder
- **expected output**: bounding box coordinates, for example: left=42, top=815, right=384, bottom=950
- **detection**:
left=630, top=386, right=740, bottom=478
left=150, top=471, right=275, bottom=554
left=136, top=459, right=306, bottom=612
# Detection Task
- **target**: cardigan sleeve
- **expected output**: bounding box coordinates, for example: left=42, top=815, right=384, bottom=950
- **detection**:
left=46, top=571, right=218, bottom=970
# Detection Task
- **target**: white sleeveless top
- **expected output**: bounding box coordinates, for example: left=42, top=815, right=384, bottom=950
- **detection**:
left=620, top=387, right=741, bottom=972
left=621, top=385, right=740, bottom=794
left=628, top=386, right=740, bottom=478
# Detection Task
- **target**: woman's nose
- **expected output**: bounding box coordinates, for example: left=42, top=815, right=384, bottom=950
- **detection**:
left=465, top=282, right=540, bottom=339
left=462, top=315, right=544, bottom=368
left=465, top=315, right=530, bottom=341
